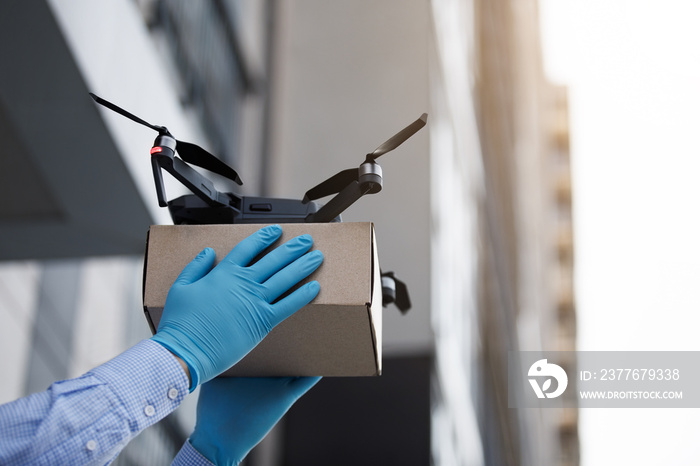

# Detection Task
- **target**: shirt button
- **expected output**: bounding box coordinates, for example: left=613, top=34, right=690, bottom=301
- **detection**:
left=168, top=387, right=179, bottom=400
left=144, top=405, right=156, bottom=417
left=86, top=440, right=97, bottom=451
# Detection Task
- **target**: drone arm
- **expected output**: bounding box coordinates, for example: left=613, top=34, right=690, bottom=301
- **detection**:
left=302, top=169, right=358, bottom=203
left=152, top=152, right=228, bottom=208
left=151, top=157, right=168, bottom=207
left=305, top=180, right=371, bottom=223
left=172, top=157, right=227, bottom=206
left=381, top=271, right=412, bottom=314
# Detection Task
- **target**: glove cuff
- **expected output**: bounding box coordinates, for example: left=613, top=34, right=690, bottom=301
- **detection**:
left=150, top=334, right=201, bottom=392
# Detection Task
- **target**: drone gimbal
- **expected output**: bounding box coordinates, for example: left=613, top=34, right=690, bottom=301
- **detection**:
left=90, top=93, right=424, bottom=313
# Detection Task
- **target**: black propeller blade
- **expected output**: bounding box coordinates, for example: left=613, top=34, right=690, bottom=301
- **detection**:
left=90, top=93, right=167, bottom=134
left=176, top=141, right=242, bottom=186
left=90, top=93, right=242, bottom=186
left=303, top=113, right=428, bottom=202
left=367, top=113, right=427, bottom=162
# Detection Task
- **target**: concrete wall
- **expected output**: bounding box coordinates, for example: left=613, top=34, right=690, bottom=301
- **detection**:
left=269, top=0, right=433, bottom=355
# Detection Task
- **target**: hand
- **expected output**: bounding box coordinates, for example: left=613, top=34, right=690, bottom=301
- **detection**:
left=189, top=376, right=321, bottom=465
left=151, top=224, right=323, bottom=390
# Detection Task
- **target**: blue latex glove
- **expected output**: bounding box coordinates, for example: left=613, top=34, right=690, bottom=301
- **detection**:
left=189, top=376, right=321, bottom=465
left=151, top=224, right=323, bottom=390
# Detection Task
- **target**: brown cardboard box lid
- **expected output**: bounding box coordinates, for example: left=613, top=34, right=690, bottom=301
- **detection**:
left=143, top=222, right=382, bottom=376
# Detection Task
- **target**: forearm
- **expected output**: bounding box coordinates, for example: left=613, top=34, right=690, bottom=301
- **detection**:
left=0, top=339, right=189, bottom=465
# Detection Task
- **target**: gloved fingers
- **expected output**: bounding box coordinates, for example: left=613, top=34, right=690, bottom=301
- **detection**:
left=240, top=376, right=321, bottom=401
left=223, top=224, right=283, bottom=267
left=198, top=376, right=320, bottom=404
left=269, top=280, right=321, bottom=326
left=263, top=249, right=323, bottom=302
left=190, top=376, right=322, bottom=465
left=173, top=247, right=216, bottom=286
left=286, top=376, right=322, bottom=399
left=249, top=234, right=314, bottom=282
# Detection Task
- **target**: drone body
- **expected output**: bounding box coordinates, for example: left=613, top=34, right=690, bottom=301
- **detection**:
left=91, top=93, right=422, bottom=313
left=148, top=132, right=326, bottom=225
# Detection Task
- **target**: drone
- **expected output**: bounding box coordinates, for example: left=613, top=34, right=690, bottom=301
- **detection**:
left=90, top=93, right=425, bottom=313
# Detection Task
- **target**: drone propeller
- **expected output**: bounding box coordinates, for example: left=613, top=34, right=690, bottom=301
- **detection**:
left=90, top=93, right=242, bottom=185
left=90, top=93, right=167, bottom=134
left=381, top=271, right=411, bottom=314
left=367, top=113, right=428, bottom=162
left=303, top=113, right=427, bottom=203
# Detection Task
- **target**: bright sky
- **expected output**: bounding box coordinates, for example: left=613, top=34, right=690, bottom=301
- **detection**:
left=539, top=0, right=700, bottom=464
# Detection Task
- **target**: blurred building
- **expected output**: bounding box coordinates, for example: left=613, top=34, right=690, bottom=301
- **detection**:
left=0, top=0, right=576, bottom=465
left=472, top=1, right=579, bottom=464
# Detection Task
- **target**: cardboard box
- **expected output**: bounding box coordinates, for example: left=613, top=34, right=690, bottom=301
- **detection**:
left=143, top=222, right=382, bottom=376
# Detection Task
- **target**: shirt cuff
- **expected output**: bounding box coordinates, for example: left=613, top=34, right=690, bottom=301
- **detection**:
left=88, top=339, right=190, bottom=434
left=172, top=439, right=214, bottom=466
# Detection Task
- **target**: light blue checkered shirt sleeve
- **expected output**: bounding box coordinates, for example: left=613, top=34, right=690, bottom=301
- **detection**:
left=0, top=339, right=190, bottom=465
left=172, top=439, right=214, bottom=465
